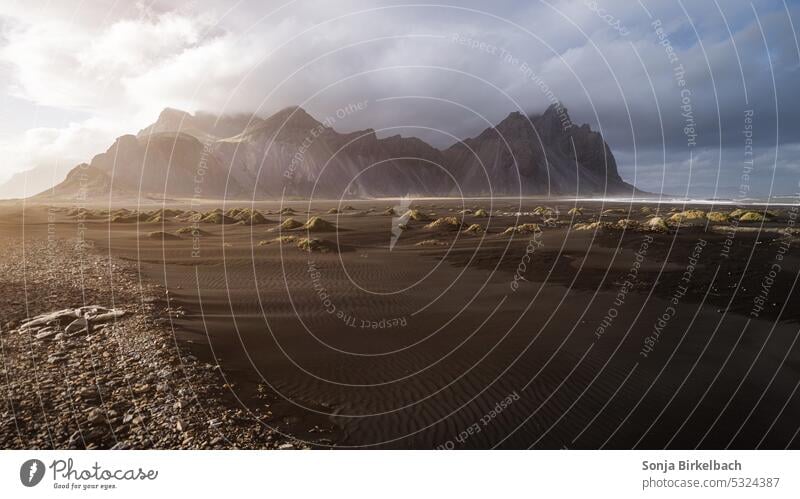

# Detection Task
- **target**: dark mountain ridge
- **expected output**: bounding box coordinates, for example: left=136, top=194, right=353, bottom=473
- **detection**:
left=37, top=104, right=639, bottom=200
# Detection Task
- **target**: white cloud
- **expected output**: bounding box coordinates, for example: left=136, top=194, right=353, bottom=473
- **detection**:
left=0, top=0, right=797, bottom=197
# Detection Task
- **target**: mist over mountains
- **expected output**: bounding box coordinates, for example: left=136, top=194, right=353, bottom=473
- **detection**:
left=35, top=104, right=637, bottom=201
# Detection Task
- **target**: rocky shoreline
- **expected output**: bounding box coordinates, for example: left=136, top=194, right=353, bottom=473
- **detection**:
left=0, top=236, right=307, bottom=449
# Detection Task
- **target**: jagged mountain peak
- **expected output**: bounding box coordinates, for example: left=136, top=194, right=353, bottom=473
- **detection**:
left=264, top=106, right=322, bottom=129
left=38, top=103, right=638, bottom=200
left=138, top=107, right=266, bottom=142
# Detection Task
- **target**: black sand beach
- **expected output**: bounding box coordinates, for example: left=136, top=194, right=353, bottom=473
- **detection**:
left=2, top=199, right=799, bottom=449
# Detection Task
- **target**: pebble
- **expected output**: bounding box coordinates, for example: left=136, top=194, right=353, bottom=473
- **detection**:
left=1, top=239, right=318, bottom=450
left=87, top=408, right=105, bottom=425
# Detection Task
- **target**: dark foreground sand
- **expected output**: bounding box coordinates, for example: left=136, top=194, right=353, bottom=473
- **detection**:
left=2, top=199, right=800, bottom=449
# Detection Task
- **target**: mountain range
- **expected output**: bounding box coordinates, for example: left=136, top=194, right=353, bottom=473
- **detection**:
left=33, top=104, right=638, bottom=200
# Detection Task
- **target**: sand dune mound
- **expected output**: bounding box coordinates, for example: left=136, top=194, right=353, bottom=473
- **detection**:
left=473, top=208, right=489, bottom=217
left=259, top=235, right=298, bottom=245
left=67, top=208, right=107, bottom=219
left=616, top=219, right=639, bottom=230
left=279, top=207, right=297, bottom=215
left=463, top=223, right=484, bottom=234
left=327, top=208, right=340, bottom=214
left=145, top=231, right=181, bottom=240
left=147, top=209, right=183, bottom=221
left=729, top=209, right=774, bottom=222
left=729, top=208, right=748, bottom=219
left=706, top=211, right=729, bottom=223
left=232, top=209, right=271, bottom=225
left=669, top=210, right=706, bottom=224
left=175, top=226, right=211, bottom=236
left=738, top=211, right=767, bottom=222
left=530, top=206, right=556, bottom=217
left=303, top=216, right=337, bottom=232
left=382, top=207, right=397, bottom=216
left=273, top=218, right=304, bottom=231
left=200, top=211, right=235, bottom=224
left=573, top=221, right=608, bottom=231
left=646, top=217, right=669, bottom=232
left=424, top=216, right=463, bottom=230
left=502, top=223, right=541, bottom=236
left=568, top=207, right=583, bottom=216
left=404, top=209, right=431, bottom=222
left=174, top=210, right=198, bottom=221
left=146, top=214, right=166, bottom=223
left=297, top=237, right=334, bottom=252
left=225, top=207, right=248, bottom=218
left=415, top=239, right=448, bottom=246
left=241, top=212, right=270, bottom=225
left=110, top=213, right=149, bottom=223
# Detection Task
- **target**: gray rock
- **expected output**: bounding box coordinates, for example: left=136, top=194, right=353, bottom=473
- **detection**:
left=21, top=309, right=79, bottom=329
left=65, top=318, right=89, bottom=334
left=34, top=328, right=58, bottom=341
left=92, top=310, right=126, bottom=323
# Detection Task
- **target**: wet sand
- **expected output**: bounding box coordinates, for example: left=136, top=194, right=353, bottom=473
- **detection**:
left=4, top=199, right=800, bottom=449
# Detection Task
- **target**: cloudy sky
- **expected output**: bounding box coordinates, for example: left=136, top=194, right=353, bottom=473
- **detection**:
left=0, top=0, right=798, bottom=198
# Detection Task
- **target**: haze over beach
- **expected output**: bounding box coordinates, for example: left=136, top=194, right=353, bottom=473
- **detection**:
left=1, top=0, right=800, bottom=460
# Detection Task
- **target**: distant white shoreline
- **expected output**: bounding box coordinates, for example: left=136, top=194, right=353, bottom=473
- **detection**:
left=8, top=194, right=798, bottom=207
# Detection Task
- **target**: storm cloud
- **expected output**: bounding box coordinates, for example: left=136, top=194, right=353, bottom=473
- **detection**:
left=0, top=0, right=797, bottom=198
